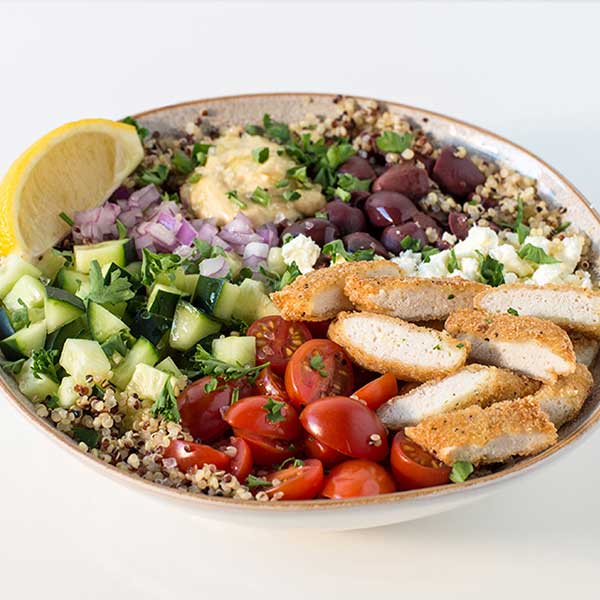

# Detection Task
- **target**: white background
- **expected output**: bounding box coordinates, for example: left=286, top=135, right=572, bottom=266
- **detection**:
left=1, top=1, right=600, bottom=598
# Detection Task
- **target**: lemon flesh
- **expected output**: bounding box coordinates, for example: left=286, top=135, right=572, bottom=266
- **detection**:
left=0, top=119, right=144, bottom=257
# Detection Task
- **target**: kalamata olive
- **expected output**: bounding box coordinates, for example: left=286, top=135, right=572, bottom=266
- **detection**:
left=432, top=146, right=485, bottom=198
left=283, top=218, right=340, bottom=245
left=325, top=200, right=366, bottom=236
left=372, top=163, right=430, bottom=201
left=344, top=232, right=388, bottom=257
left=349, top=190, right=370, bottom=208
left=436, top=239, right=451, bottom=251
left=448, top=212, right=469, bottom=240
left=364, top=191, right=419, bottom=227
left=381, top=223, right=428, bottom=254
left=414, top=152, right=436, bottom=175
left=338, top=156, right=376, bottom=181
left=412, top=211, right=441, bottom=234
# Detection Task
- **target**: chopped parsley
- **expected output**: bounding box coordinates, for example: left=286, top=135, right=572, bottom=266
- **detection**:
left=259, top=263, right=301, bottom=292
left=501, top=197, right=530, bottom=244
left=250, top=186, right=271, bottom=206
left=477, top=252, right=505, bottom=287
left=227, top=190, right=247, bottom=209
left=278, top=457, right=305, bottom=469
left=252, top=146, right=270, bottom=164
left=121, top=116, right=148, bottom=141
left=336, top=173, right=372, bottom=193
left=31, top=348, right=59, bottom=383
left=138, top=164, right=169, bottom=186
left=59, top=211, right=74, bottom=227
left=172, top=150, right=196, bottom=175
left=263, top=397, right=287, bottom=423
left=398, top=235, right=440, bottom=263
left=450, top=460, right=474, bottom=483
left=325, top=142, right=356, bottom=170
left=11, top=298, right=30, bottom=331
left=204, top=377, right=219, bottom=393
left=322, top=239, right=375, bottom=263
left=421, top=246, right=440, bottom=263
left=456, top=343, right=465, bottom=349
left=334, top=187, right=352, bottom=202
left=152, top=379, right=180, bottom=423
left=447, top=249, right=459, bottom=274
left=282, top=190, right=301, bottom=202
left=518, top=244, right=560, bottom=264
left=72, top=426, right=100, bottom=449
left=309, top=352, right=328, bottom=377
left=262, top=114, right=291, bottom=144
left=87, top=260, right=135, bottom=305
left=375, top=131, right=413, bottom=154
left=193, top=345, right=268, bottom=383
left=140, top=249, right=182, bottom=286
left=507, top=307, right=519, bottom=316
left=246, top=474, right=272, bottom=488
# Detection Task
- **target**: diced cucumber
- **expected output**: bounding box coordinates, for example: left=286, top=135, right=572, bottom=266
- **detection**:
left=0, top=306, right=15, bottom=338
left=129, top=310, right=170, bottom=346
left=125, top=261, right=142, bottom=279
left=4, top=275, right=46, bottom=313
left=0, top=254, right=41, bottom=298
left=57, top=376, right=79, bottom=408
left=35, top=249, right=67, bottom=281
left=45, top=317, right=88, bottom=353
left=44, top=287, right=85, bottom=333
left=28, top=308, right=45, bottom=323
left=156, top=356, right=184, bottom=378
left=59, top=338, right=111, bottom=381
left=102, top=302, right=127, bottom=318
left=233, top=278, right=279, bottom=324
left=155, top=268, right=198, bottom=296
left=73, top=239, right=135, bottom=273
left=267, top=247, right=287, bottom=275
left=0, top=320, right=47, bottom=359
left=194, top=276, right=240, bottom=321
left=224, top=252, right=243, bottom=279
left=169, top=300, right=221, bottom=351
left=101, top=332, right=130, bottom=365
left=87, top=301, right=128, bottom=343
left=147, top=284, right=184, bottom=319
left=56, top=268, right=89, bottom=295
left=212, top=335, right=256, bottom=367
left=103, top=262, right=141, bottom=292
left=110, top=337, right=159, bottom=389
left=16, top=357, right=58, bottom=402
left=126, top=363, right=170, bottom=402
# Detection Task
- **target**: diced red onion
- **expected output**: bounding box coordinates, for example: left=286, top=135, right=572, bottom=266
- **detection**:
left=175, top=220, right=198, bottom=246
left=127, top=185, right=161, bottom=211
left=119, top=208, right=143, bottom=228
left=257, top=223, right=279, bottom=247
left=73, top=202, right=121, bottom=243
left=199, top=256, right=229, bottom=278
left=243, top=241, right=270, bottom=271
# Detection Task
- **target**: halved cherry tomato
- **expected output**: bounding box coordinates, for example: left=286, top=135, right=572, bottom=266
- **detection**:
left=303, top=433, right=346, bottom=467
left=247, top=316, right=312, bottom=375
left=178, top=376, right=253, bottom=442
left=224, top=436, right=253, bottom=482
left=321, top=459, right=396, bottom=499
left=352, top=373, right=398, bottom=410
left=253, top=366, right=288, bottom=402
left=306, top=320, right=331, bottom=339
left=390, top=430, right=451, bottom=489
left=285, top=339, right=354, bottom=409
left=265, top=458, right=324, bottom=500
left=233, top=429, right=295, bottom=466
left=300, top=396, right=389, bottom=462
left=163, top=439, right=231, bottom=472
left=224, top=395, right=300, bottom=441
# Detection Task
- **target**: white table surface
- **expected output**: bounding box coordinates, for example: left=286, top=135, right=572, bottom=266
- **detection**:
left=1, top=1, right=599, bottom=598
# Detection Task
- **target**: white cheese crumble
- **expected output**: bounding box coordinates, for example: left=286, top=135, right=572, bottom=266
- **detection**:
left=281, top=234, right=320, bottom=274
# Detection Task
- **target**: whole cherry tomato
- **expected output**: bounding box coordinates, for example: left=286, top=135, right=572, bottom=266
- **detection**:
left=222, top=436, right=253, bottom=482
left=306, top=320, right=331, bottom=339
left=233, top=429, right=296, bottom=466
left=265, top=458, right=324, bottom=500
left=285, top=339, right=354, bottom=409
left=224, top=395, right=300, bottom=441
left=300, top=396, right=389, bottom=462
left=352, top=373, right=398, bottom=410
left=303, top=433, right=346, bottom=467
left=178, top=376, right=253, bottom=442
left=390, top=430, right=451, bottom=489
left=253, top=366, right=288, bottom=402
left=163, top=439, right=231, bottom=472
left=321, top=459, right=396, bottom=499
left=247, top=316, right=312, bottom=375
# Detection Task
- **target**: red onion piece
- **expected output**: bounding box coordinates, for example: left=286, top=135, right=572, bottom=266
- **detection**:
left=199, top=256, right=229, bottom=278
left=73, top=202, right=121, bottom=243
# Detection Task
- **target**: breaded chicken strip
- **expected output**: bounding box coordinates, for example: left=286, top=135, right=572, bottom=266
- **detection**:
left=474, top=284, right=600, bottom=337
left=377, top=364, right=540, bottom=428
left=569, top=332, right=600, bottom=368
left=270, top=260, right=401, bottom=321
left=328, top=311, right=468, bottom=382
left=345, top=276, right=488, bottom=321
left=405, top=398, right=558, bottom=466
left=445, top=308, right=576, bottom=383
left=526, top=363, right=593, bottom=429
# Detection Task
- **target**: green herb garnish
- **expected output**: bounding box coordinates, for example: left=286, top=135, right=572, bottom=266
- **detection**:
left=325, top=142, right=356, bottom=170
left=116, top=219, right=128, bottom=239
left=121, top=116, right=148, bottom=141
left=336, top=173, right=372, bottom=193
left=263, top=397, right=287, bottom=423
left=73, top=427, right=100, bottom=448
left=278, top=457, right=305, bottom=469
left=227, top=190, right=247, bottom=209
left=246, top=474, right=272, bottom=488
left=152, top=379, right=180, bottom=423
left=11, top=298, right=30, bottom=331
left=139, top=164, right=169, bottom=186
left=501, top=197, right=530, bottom=244
left=140, top=249, right=182, bottom=287
left=447, top=249, right=459, bottom=273
left=507, top=307, right=519, bottom=316
left=553, top=221, right=571, bottom=235
left=400, top=235, right=423, bottom=252
left=87, top=260, right=135, bottom=305
left=193, top=345, right=268, bottom=383
left=204, top=377, right=219, bottom=393
left=375, top=131, right=413, bottom=154
left=282, top=190, right=301, bottom=202
left=59, top=211, right=74, bottom=227
left=450, top=461, right=474, bottom=483
left=421, top=246, right=440, bottom=263
left=309, top=352, right=328, bottom=377
left=31, top=348, right=59, bottom=383
left=477, top=252, right=505, bottom=287
left=262, top=114, right=291, bottom=144
left=518, top=244, right=560, bottom=264
left=250, top=187, right=271, bottom=206
left=252, top=146, right=270, bottom=164
left=322, top=239, right=375, bottom=263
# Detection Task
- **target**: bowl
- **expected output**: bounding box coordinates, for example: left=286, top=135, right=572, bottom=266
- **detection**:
left=3, top=93, right=600, bottom=530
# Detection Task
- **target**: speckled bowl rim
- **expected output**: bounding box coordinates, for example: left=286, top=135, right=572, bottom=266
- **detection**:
left=3, top=92, right=600, bottom=512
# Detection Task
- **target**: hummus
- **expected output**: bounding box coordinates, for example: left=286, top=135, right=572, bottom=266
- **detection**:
left=186, top=131, right=325, bottom=226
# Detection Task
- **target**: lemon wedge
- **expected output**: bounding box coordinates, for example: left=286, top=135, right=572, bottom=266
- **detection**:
left=0, top=119, right=144, bottom=257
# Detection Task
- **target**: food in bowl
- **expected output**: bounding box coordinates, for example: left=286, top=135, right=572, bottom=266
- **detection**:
left=0, top=96, right=597, bottom=502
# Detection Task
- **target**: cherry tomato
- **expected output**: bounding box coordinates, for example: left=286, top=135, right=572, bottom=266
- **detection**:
left=178, top=376, right=252, bottom=442
left=234, top=429, right=296, bottom=466
left=390, top=431, right=451, bottom=489
left=163, top=439, right=231, bottom=472
left=321, top=459, right=396, bottom=499
left=306, top=320, right=331, bottom=339
left=247, top=316, right=312, bottom=375
left=253, top=366, right=288, bottom=401
left=265, top=459, right=324, bottom=500
left=224, top=395, right=300, bottom=441
left=300, top=396, right=389, bottom=462
left=224, top=436, right=253, bottom=482
left=352, top=373, right=398, bottom=410
left=303, top=433, right=346, bottom=467
left=285, top=339, right=354, bottom=409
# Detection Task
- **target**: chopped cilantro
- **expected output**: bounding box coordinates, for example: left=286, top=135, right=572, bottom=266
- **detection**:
left=172, top=150, right=196, bottom=175
left=400, top=235, right=422, bottom=252
left=204, top=377, right=218, bottom=393
left=450, top=460, right=474, bottom=483
left=286, top=165, right=310, bottom=185
left=263, top=397, right=287, bottom=423
left=246, top=474, right=272, bottom=488
left=447, top=249, right=459, bottom=273
left=326, top=142, right=356, bottom=170
left=250, top=187, right=271, bottom=206
left=140, top=249, right=182, bottom=286
left=31, top=348, right=59, bottom=383
left=193, top=345, right=268, bottom=383
left=336, top=173, right=372, bottom=193
left=187, top=173, right=202, bottom=184
left=87, top=260, right=135, bottom=305
left=518, top=244, right=560, bottom=264
left=59, top=211, right=74, bottom=227
left=121, top=116, right=148, bottom=141
left=456, top=343, right=465, bottom=349
left=139, top=164, right=169, bottom=186
left=252, top=146, right=270, bottom=164
left=477, top=252, right=505, bottom=287
left=322, top=239, right=375, bottom=263
left=421, top=246, right=440, bottom=263
left=73, top=426, right=100, bottom=448
left=375, top=131, right=413, bottom=154
left=11, top=298, right=30, bottom=331
left=309, top=352, right=328, bottom=377
left=501, top=197, right=530, bottom=244
left=334, top=187, right=352, bottom=202
left=152, top=379, right=180, bottom=423
left=262, top=114, right=291, bottom=144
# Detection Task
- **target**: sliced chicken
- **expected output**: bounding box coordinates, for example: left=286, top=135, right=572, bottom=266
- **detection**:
left=445, top=308, right=576, bottom=383
left=270, top=260, right=401, bottom=321
left=377, top=364, right=540, bottom=428
left=345, top=276, right=488, bottom=321
left=474, top=284, right=600, bottom=337
left=569, top=332, right=600, bottom=368
left=405, top=398, right=558, bottom=466
left=327, top=311, right=469, bottom=382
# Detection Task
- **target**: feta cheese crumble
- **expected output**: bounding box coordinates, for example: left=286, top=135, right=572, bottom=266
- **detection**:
left=281, top=234, right=320, bottom=274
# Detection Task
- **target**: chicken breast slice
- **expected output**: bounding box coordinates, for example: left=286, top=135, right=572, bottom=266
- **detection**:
left=474, top=284, right=600, bottom=337
left=405, top=398, right=558, bottom=466
left=377, top=364, right=540, bottom=428
left=569, top=332, right=600, bottom=368
left=328, top=311, right=469, bottom=382
left=270, top=260, right=402, bottom=321
left=445, top=308, right=576, bottom=383
left=345, top=276, right=489, bottom=321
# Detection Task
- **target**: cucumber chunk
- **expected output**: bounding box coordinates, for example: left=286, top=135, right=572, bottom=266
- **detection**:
left=232, top=279, right=279, bottom=324
left=59, top=338, right=111, bottom=381
left=0, top=320, right=47, bottom=359
left=16, top=357, right=58, bottom=402
left=155, top=268, right=198, bottom=296
left=110, top=337, right=159, bottom=389
left=194, top=276, right=240, bottom=321
left=57, top=375, right=79, bottom=408
left=0, top=254, right=41, bottom=298
left=35, top=249, right=67, bottom=281
left=4, top=274, right=46, bottom=313
left=169, top=300, right=221, bottom=351
left=0, top=306, right=15, bottom=338
left=155, top=357, right=184, bottom=378
left=87, top=301, right=129, bottom=343
left=73, top=239, right=134, bottom=273
left=267, top=247, right=287, bottom=276
left=56, top=268, right=89, bottom=295
left=126, top=363, right=171, bottom=402
left=130, top=310, right=170, bottom=346
left=125, top=261, right=142, bottom=279
left=45, top=317, right=88, bottom=353
left=212, top=335, right=256, bottom=367
left=45, top=287, right=85, bottom=333
left=147, top=284, right=184, bottom=319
